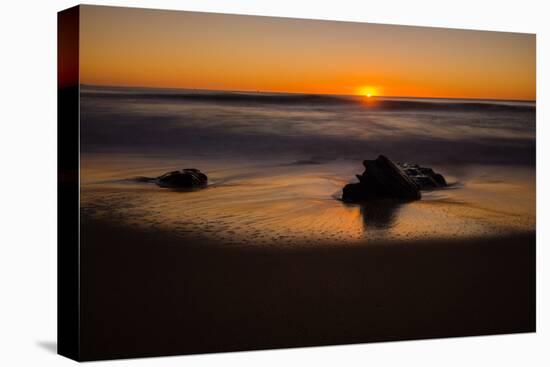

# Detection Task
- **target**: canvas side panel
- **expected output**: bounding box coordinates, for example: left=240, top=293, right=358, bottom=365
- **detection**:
left=57, top=5, right=80, bottom=361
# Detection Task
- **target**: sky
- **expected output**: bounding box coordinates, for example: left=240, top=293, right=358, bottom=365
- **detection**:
left=79, top=5, right=536, bottom=100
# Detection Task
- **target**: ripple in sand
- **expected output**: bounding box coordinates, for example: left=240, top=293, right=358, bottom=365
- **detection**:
left=80, top=162, right=535, bottom=248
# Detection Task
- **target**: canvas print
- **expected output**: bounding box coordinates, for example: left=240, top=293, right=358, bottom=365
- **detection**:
left=58, top=5, right=536, bottom=361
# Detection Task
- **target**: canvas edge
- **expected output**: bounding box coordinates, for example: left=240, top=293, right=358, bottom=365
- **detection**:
left=57, top=4, right=81, bottom=362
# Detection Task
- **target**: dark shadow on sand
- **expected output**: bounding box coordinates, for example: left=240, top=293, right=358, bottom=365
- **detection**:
left=340, top=199, right=407, bottom=229
left=358, top=200, right=406, bottom=229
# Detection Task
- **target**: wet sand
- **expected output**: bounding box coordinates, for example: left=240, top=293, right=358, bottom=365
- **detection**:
left=80, top=154, right=536, bottom=246
left=80, top=216, right=535, bottom=361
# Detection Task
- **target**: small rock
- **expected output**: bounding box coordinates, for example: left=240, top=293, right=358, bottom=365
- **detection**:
left=156, top=168, right=208, bottom=189
left=397, top=162, right=447, bottom=189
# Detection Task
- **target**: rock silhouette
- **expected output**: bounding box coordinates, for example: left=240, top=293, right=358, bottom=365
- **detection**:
left=135, top=169, right=208, bottom=189
left=157, top=169, right=208, bottom=188
left=398, top=162, right=447, bottom=189
left=342, top=155, right=446, bottom=202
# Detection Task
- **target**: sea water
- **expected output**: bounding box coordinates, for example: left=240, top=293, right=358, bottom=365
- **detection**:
left=80, top=85, right=535, bottom=246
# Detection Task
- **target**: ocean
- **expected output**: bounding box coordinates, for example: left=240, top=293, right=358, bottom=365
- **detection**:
left=79, top=85, right=536, bottom=246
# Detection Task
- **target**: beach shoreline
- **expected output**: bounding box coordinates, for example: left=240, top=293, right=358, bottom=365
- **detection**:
left=80, top=215, right=535, bottom=360
left=77, top=86, right=536, bottom=360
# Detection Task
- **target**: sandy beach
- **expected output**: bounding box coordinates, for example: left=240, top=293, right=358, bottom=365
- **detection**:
left=80, top=153, right=535, bottom=245
left=80, top=215, right=534, bottom=360
left=77, top=87, right=536, bottom=360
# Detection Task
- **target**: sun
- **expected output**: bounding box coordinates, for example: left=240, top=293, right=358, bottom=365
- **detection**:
left=357, top=86, right=378, bottom=98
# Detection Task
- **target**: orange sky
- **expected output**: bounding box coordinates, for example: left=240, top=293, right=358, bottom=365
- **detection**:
left=79, top=5, right=536, bottom=101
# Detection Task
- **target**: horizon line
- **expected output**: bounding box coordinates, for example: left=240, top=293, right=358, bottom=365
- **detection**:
left=79, top=83, right=536, bottom=103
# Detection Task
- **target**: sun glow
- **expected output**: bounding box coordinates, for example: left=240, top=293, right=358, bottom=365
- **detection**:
left=357, top=86, right=378, bottom=98
left=79, top=6, right=536, bottom=101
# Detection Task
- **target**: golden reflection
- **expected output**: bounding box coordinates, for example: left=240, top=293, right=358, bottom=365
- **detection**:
left=80, top=155, right=536, bottom=248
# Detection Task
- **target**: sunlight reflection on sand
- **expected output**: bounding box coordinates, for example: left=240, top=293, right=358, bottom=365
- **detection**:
left=80, top=154, right=535, bottom=248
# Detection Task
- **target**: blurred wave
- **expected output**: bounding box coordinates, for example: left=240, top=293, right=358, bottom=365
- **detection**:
left=80, top=85, right=535, bottom=166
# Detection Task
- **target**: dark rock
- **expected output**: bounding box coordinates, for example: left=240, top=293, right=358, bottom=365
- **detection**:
left=343, top=155, right=421, bottom=202
left=342, top=155, right=447, bottom=202
left=432, top=173, right=447, bottom=187
left=411, top=175, right=439, bottom=189
left=156, top=169, right=208, bottom=189
left=397, top=162, right=447, bottom=190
